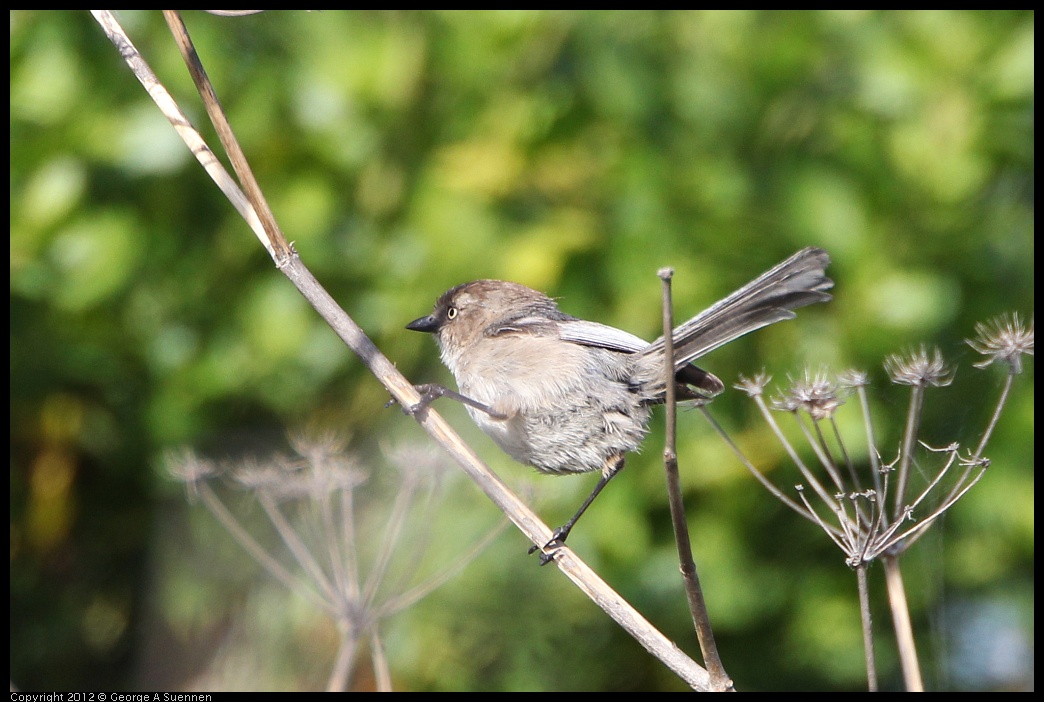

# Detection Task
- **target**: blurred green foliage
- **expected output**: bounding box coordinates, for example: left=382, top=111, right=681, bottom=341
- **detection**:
left=11, top=10, right=1033, bottom=691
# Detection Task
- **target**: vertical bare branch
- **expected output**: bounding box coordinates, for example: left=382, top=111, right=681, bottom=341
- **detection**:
left=658, top=268, right=732, bottom=692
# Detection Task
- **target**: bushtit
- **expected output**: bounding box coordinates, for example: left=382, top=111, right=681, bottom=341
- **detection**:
left=407, top=247, right=832, bottom=559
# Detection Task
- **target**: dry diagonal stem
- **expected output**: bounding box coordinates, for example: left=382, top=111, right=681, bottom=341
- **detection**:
left=90, top=10, right=712, bottom=690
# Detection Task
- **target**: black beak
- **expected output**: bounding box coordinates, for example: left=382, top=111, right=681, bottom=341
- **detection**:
left=406, top=315, right=440, bottom=333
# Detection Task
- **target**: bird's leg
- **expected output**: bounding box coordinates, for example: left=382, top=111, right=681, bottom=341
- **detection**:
left=530, top=455, right=626, bottom=565
left=397, top=383, right=510, bottom=420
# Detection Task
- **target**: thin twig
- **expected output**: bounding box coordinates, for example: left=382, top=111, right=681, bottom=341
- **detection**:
left=196, top=481, right=333, bottom=615
left=759, top=400, right=839, bottom=510
left=883, top=557, right=924, bottom=691
left=658, top=268, right=732, bottom=691
left=369, top=625, right=393, bottom=692
left=700, top=408, right=839, bottom=534
left=892, top=383, right=925, bottom=519
left=161, top=10, right=292, bottom=262
left=326, top=630, right=361, bottom=693
left=257, top=492, right=338, bottom=604
left=362, top=469, right=420, bottom=606
left=377, top=519, right=511, bottom=617
left=855, top=565, right=878, bottom=691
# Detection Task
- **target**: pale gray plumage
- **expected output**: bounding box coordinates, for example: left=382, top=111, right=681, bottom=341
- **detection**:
left=407, top=247, right=832, bottom=480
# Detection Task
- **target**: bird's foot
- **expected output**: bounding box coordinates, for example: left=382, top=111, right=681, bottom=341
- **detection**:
left=528, top=526, right=571, bottom=566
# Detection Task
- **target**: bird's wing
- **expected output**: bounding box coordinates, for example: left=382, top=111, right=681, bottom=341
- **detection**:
left=556, top=319, right=648, bottom=354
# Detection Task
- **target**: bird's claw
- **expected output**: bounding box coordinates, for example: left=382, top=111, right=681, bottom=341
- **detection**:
left=389, top=385, right=438, bottom=417
left=528, top=528, right=570, bottom=565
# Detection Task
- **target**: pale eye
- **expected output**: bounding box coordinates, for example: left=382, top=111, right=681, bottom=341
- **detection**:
left=446, top=306, right=458, bottom=320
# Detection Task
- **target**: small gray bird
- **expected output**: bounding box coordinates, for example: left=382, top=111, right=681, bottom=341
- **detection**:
left=407, top=247, right=832, bottom=558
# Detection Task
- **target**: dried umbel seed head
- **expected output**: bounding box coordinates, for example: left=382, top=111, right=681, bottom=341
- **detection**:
left=968, top=313, right=1034, bottom=374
